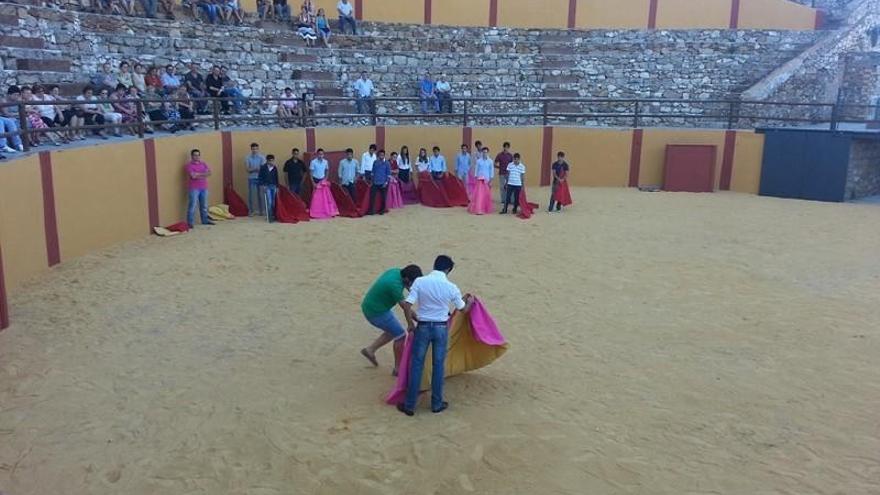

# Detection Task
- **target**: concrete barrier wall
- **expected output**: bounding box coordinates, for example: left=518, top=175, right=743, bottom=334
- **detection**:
left=0, top=125, right=765, bottom=330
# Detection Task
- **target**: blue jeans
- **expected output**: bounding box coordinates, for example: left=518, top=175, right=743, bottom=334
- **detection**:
left=338, top=15, right=357, bottom=34
left=289, top=181, right=302, bottom=196
left=140, top=0, right=157, bottom=16
left=201, top=3, right=220, bottom=23
left=0, top=117, right=23, bottom=149
left=420, top=94, right=439, bottom=114
left=186, top=188, right=210, bottom=226
left=248, top=178, right=262, bottom=214
left=274, top=3, right=290, bottom=20
left=356, top=96, right=373, bottom=114
left=263, top=184, right=277, bottom=221
left=223, top=88, right=245, bottom=113
left=404, top=321, right=448, bottom=411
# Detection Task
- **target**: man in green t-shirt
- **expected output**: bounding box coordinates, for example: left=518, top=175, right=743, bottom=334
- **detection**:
left=360, top=265, right=423, bottom=375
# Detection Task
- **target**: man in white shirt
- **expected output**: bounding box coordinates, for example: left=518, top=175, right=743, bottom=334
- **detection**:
left=353, top=72, right=374, bottom=115
left=501, top=152, right=526, bottom=215
left=309, top=148, right=329, bottom=183
left=360, top=144, right=377, bottom=181
left=337, top=0, right=357, bottom=34
left=399, top=255, right=473, bottom=416
left=428, top=146, right=447, bottom=180
left=435, top=74, right=452, bottom=114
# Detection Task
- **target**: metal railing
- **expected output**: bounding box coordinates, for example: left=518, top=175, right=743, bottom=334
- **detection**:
left=2, top=95, right=878, bottom=152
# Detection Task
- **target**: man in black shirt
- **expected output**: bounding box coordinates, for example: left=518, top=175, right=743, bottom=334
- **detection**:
left=548, top=151, right=570, bottom=213
left=205, top=65, right=229, bottom=113
left=283, top=147, right=307, bottom=196
left=258, top=154, right=280, bottom=222
left=183, top=63, right=207, bottom=114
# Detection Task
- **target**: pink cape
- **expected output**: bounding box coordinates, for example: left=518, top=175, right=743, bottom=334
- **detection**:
left=385, top=297, right=508, bottom=406
left=466, top=168, right=476, bottom=199
left=309, top=180, right=339, bottom=219
left=386, top=177, right=404, bottom=209
left=467, top=177, right=494, bottom=215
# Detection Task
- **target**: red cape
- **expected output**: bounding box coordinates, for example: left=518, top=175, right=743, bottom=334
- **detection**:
left=357, top=181, right=388, bottom=215
left=517, top=186, right=539, bottom=220
left=355, top=178, right=369, bottom=204
left=300, top=175, right=314, bottom=205
left=275, top=185, right=311, bottom=223
left=166, top=221, right=190, bottom=232
left=331, top=182, right=362, bottom=218
left=418, top=171, right=451, bottom=208
left=440, top=174, right=469, bottom=207
left=554, top=181, right=573, bottom=206
left=224, top=186, right=248, bottom=217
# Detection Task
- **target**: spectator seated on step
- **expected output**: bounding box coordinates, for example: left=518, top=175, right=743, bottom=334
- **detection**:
left=221, top=77, right=246, bottom=114
left=435, top=74, right=452, bottom=113
left=295, top=6, right=317, bottom=46
left=183, top=63, right=209, bottom=114
left=276, top=87, right=300, bottom=127
left=223, top=0, right=244, bottom=25
left=315, top=8, right=332, bottom=47
left=273, top=0, right=291, bottom=21
left=161, top=64, right=183, bottom=95
left=92, top=62, right=119, bottom=93
left=353, top=71, right=375, bottom=115
left=337, top=0, right=357, bottom=34
left=256, top=0, right=273, bottom=19
left=419, top=71, right=438, bottom=114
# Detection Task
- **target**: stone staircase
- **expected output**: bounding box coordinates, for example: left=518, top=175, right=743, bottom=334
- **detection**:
left=0, top=1, right=828, bottom=127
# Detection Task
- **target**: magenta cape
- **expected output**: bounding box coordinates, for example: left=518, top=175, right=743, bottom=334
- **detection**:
left=467, top=177, right=494, bottom=215
left=309, top=179, right=339, bottom=219
left=385, top=297, right=509, bottom=405
left=387, top=177, right=404, bottom=209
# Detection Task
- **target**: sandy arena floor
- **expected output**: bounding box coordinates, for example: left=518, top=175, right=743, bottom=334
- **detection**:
left=1, top=188, right=879, bottom=495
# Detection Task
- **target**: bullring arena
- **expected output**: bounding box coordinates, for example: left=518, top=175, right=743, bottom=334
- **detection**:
left=2, top=0, right=880, bottom=494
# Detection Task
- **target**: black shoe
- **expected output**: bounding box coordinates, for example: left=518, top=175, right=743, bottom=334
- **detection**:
left=432, top=402, right=448, bottom=414
left=397, top=403, right=414, bottom=416
left=500, top=209, right=508, bottom=214
left=204, top=220, right=216, bottom=225
left=187, top=223, right=194, bottom=229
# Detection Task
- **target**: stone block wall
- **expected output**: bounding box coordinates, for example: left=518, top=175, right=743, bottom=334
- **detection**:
left=846, top=139, right=880, bottom=199
left=742, top=0, right=880, bottom=126
left=838, top=51, right=880, bottom=120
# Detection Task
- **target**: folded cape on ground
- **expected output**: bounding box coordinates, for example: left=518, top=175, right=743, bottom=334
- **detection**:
left=517, top=186, right=539, bottom=219
left=224, top=186, right=249, bottom=217
left=385, top=297, right=509, bottom=405
left=275, top=185, right=310, bottom=223
left=440, top=174, right=470, bottom=207
left=208, top=204, right=235, bottom=221
left=554, top=180, right=573, bottom=206
left=330, top=182, right=362, bottom=218
left=418, top=171, right=451, bottom=208
left=153, top=221, right=190, bottom=237
left=310, top=179, right=339, bottom=219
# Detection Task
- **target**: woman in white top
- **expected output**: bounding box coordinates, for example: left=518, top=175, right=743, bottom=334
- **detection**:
left=97, top=87, right=123, bottom=137
left=397, top=145, right=412, bottom=183
left=76, top=87, right=108, bottom=139
left=118, top=61, right=134, bottom=88
left=416, top=147, right=430, bottom=173
left=501, top=153, right=526, bottom=214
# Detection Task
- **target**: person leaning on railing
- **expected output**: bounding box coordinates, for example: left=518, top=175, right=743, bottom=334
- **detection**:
left=96, top=87, right=124, bottom=138
left=32, top=85, right=71, bottom=145
left=0, top=89, right=24, bottom=153
left=111, top=84, right=139, bottom=134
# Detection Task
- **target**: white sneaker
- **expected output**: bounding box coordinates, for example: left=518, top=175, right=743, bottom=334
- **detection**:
left=2, top=146, right=16, bottom=153
left=16, top=145, right=24, bottom=152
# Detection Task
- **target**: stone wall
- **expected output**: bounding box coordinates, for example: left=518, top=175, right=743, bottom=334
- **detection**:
left=741, top=0, right=880, bottom=126
left=0, top=2, right=828, bottom=128
left=846, top=139, right=880, bottom=199
left=838, top=52, right=880, bottom=120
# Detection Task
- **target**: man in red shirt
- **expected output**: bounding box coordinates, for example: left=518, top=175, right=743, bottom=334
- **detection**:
left=494, top=141, right=513, bottom=204
left=185, top=149, right=216, bottom=228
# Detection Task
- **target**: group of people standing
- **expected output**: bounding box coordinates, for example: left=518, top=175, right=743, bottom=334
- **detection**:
left=240, top=139, right=572, bottom=220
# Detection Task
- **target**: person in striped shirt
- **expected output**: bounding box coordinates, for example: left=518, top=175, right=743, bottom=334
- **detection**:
left=501, top=153, right=526, bottom=215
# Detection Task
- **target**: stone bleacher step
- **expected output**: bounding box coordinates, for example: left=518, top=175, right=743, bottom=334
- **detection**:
left=280, top=53, right=319, bottom=64
left=543, top=89, right=580, bottom=98
left=311, top=87, right=344, bottom=97
left=0, top=35, right=44, bottom=48
left=7, top=58, right=71, bottom=72
left=291, top=70, right=336, bottom=82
